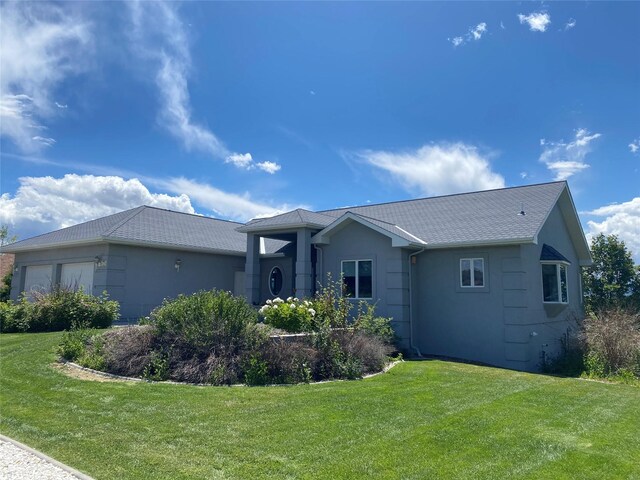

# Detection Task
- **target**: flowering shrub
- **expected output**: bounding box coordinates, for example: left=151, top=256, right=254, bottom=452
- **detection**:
left=259, top=297, right=316, bottom=333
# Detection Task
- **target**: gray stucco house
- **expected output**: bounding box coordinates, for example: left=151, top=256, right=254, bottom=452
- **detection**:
left=3, top=181, right=591, bottom=371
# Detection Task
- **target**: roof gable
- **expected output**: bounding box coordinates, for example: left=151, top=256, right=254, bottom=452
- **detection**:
left=237, top=208, right=335, bottom=233
left=312, top=212, right=426, bottom=247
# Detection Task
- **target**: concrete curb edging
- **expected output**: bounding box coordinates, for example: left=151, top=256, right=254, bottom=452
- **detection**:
left=0, top=434, right=95, bottom=480
left=59, top=358, right=403, bottom=387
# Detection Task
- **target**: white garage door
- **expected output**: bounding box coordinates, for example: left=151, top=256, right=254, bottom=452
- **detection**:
left=61, top=262, right=94, bottom=294
left=24, top=265, right=53, bottom=297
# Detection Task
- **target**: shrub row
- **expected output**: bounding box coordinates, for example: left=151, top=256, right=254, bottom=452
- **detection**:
left=546, top=308, right=640, bottom=381
left=1, top=287, right=119, bottom=333
left=59, top=288, right=396, bottom=385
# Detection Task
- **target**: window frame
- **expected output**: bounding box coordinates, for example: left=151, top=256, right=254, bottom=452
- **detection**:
left=541, top=261, right=569, bottom=304
left=340, top=259, right=373, bottom=300
left=459, top=257, right=485, bottom=288
left=268, top=266, right=284, bottom=297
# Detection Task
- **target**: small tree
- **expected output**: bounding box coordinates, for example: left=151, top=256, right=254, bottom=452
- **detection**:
left=582, top=234, right=639, bottom=313
left=0, top=225, right=17, bottom=302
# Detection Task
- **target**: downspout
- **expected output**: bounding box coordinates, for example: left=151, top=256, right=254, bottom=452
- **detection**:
left=313, top=245, right=323, bottom=292
left=409, top=248, right=426, bottom=358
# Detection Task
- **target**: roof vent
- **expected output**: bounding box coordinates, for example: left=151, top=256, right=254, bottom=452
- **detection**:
left=518, top=202, right=526, bottom=216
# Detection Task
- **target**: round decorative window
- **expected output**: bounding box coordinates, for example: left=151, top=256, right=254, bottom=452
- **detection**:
left=269, top=267, right=283, bottom=296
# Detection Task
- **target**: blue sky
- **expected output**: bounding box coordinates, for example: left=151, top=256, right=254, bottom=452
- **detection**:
left=1, top=1, right=639, bottom=259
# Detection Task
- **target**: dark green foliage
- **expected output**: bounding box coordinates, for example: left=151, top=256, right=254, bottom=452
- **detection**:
left=582, top=234, right=640, bottom=313
left=142, top=351, right=170, bottom=381
left=0, top=287, right=119, bottom=333
left=353, top=302, right=396, bottom=344
left=0, top=270, right=12, bottom=302
left=148, top=290, right=266, bottom=385
left=243, top=355, right=270, bottom=386
left=58, top=322, right=95, bottom=361
left=151, top=289, right=263, bottom=358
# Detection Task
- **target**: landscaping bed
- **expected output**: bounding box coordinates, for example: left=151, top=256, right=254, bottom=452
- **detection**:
left=58, top=288, right=398, bottom=386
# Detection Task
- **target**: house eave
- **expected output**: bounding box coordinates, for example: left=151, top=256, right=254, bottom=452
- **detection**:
left=236, top=222, right=328, bottom=234
left=1, top=238, right=107, bottom=253
left=4, top=237, right=247, bottom=257
left=422, top=237, right=536, bottom=250
left=104, top=238, right=246, bottom=257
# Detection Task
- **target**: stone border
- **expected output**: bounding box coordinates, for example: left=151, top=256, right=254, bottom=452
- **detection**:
left=57, top=358, right=403, bottom=387
left=0, top=434, right=94, bottom=480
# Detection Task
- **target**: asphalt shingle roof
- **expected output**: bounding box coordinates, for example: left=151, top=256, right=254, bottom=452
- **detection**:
left=4, top=182, right=570, bottom=255
left=238, top=209, right=336, bottom=232
left=316, top=182, right=567, bottom=247
left=4, top=206, right=283, bottom=255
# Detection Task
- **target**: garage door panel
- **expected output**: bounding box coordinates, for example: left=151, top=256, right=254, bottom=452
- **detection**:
left=24, top=265, right=53, bottom=298
left=61, top=262, right=94, bottom=294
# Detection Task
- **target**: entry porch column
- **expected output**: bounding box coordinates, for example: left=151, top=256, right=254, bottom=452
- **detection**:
left=245, top=233, right=261, bottom=305
left=295, top=229, right=313, bottom=298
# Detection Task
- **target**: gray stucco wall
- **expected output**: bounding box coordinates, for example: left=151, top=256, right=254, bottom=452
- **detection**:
left=107, top=244, right=245, bottom=320
left=318, top=221, right=411, bottom=349
left=413, top=204, right=583, bottom=372
left=11, top=243, right=246, bottom=321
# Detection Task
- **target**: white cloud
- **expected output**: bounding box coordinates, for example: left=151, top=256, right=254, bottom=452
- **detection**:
left=225, top=153, right=282, bottom=174
left=518, top=11, right=551, bottom=32
left=540, top=128, right=601, bottom=180
left=564, top=18, right=577, bottom=30
left=0, top=2, right=91, bottom=152
left=32, top=136, right=56, bottom=147
left=256, top=161, right=281, bottom=174
left=471, top=23, right=487, bottom=41
left=0, top=174, right=194, bottom=234
left=226, top=153, right=254, bottom=169
left=352, top=143, right=505, bottom=197
left=500, top=21, right=506, bottom=30
left=449, top=22, right=488, bottom=47
left=55, top=102, right=68, bottom=109
left=629, top=138, right=640, bottom=154
left=158, top=177, right=298, bottom=221
left=585, top=198, right=640, bottom=263
left=128, top=1, right=274, bottom=173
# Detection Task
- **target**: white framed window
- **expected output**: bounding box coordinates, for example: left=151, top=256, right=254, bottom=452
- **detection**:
left=542, top=262, right=569, bottom=304
left=341, top=260, right=373, bottom=299
left=460, top=258, right=484, bottom=288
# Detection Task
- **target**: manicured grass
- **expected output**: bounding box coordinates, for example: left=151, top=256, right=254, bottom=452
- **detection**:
left=1, top=332, right=639, bottom=479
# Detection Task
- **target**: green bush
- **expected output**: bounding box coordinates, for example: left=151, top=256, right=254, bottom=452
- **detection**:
left=353, top=302, right=396, bottom=344
left=0, top=287, right=119, bottom=333
left=142, top=351, right=170, bottom=381
left=312, top=273, right=352, bottom=329
left=259, top=297, right=316, bottom=332
left=244, top=355, right=269, bottom=386
left=151, top=289, right=262, bottom=356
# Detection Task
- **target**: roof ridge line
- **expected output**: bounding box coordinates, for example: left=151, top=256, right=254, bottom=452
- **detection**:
left=315, top=181, right=568, bottom=215
left=102, top=206, right=146, bottom=237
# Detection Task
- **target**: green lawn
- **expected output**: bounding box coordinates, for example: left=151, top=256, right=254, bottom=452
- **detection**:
left=1, top=332, right=639, bottom=480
